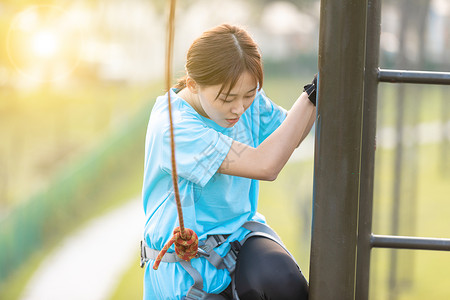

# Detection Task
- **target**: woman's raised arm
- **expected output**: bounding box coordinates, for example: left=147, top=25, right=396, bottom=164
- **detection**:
left=218, top=91, right=316, bottom=181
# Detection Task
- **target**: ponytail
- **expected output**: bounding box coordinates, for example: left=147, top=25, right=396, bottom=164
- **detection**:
left=173, top=74, right=187, bottom=90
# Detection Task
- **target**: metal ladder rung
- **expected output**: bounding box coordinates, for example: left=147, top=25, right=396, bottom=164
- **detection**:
left=378, top=68, right=450, bottom=85
left=371, top=234, right=450, bottom=251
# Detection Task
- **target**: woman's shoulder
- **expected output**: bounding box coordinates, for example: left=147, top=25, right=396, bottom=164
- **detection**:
left=149, top=91, right=207, bottom=133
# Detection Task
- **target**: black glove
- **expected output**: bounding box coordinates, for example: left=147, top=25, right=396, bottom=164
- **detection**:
left=303, top=74, right=318, bottom=106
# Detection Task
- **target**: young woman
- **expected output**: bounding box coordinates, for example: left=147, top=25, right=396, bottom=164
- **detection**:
left=141, top=24, right=317, bottom=300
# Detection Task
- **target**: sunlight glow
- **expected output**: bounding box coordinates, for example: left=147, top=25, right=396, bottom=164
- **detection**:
left=31, top=30, right=59, bottom=58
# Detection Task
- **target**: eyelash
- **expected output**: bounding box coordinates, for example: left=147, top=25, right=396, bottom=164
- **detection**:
left=220, top=95, right=255, bottom=103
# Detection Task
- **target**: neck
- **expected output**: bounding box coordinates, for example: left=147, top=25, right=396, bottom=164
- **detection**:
left=178, top=88, right=208, bottom=118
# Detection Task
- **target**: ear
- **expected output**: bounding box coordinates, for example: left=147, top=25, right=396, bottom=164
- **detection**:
left=186, top=76, right=199, bottom=94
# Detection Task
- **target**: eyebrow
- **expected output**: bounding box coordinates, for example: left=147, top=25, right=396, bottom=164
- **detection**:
left=221, top=87, right=257, bottom=97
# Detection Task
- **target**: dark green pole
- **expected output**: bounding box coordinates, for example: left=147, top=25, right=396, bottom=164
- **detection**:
left=355, top=0, right=381, bottom=298
left=309, top=1, right=368, bottom=299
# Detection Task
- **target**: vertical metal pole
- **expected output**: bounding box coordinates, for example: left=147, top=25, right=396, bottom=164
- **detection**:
left=355, top=0, right=381, bottom=299
left=309, top=1, right=368, bottom=299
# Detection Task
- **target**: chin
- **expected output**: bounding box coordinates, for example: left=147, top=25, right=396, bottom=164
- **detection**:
left=224, top=122, right=236, bottom=128
left=215, top=119, right=233, bottom=128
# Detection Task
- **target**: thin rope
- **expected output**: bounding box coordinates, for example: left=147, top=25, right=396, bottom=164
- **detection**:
left=165, top=0, right=185, bottom=237
left=153, top=0, right=199, bottom=270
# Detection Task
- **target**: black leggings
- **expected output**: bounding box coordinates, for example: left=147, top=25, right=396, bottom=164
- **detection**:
left=220, top=236, right=309, bottom=300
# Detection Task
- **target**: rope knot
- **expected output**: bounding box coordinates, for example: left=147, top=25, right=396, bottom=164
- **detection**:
left=153, top=227, right=198, bottom=270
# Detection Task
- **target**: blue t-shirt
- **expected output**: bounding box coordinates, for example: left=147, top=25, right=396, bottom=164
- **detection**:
left=142, top=88, right=287, bottom=299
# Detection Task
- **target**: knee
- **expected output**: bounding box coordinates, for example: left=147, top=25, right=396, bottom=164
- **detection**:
left=235, top=237, right=309, bottom=299
left=237, top=253, right=309, bottom=299
left=270, top=265, right=309, bottom=299
left=287, top=269, right=309, bottom=299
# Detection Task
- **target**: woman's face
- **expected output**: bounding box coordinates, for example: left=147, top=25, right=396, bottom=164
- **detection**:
left=196, top=71, right=258, bottom=128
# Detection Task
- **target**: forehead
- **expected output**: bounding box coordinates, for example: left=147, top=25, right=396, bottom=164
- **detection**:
left=221, top=71, right=258, bottom=95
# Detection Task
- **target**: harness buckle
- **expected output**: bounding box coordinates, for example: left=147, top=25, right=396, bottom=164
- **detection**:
left=230, top=240, right=241, bottom=256
left=197, top=247, right=210, bottom=258
left=140, top=240, right=147, bottom=268
left=223, top=241, right=241, bottom=274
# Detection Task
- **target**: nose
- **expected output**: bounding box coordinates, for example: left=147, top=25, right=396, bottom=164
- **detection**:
left=231, top=98, right=245, bottom=116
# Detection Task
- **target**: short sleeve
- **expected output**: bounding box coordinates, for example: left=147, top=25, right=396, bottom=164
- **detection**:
left=160, top=117, right=233, bottom=187
left=257, top=90, right=287, bottom=144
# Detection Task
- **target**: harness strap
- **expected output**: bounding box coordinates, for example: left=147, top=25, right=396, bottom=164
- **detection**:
left=242, top=221, right=298, bottom=266
left=200, top=234, right=228, bottom=253
left=141, top=243, right=183, bottom=264
left=180, top=260, right=206, bottom=299
left=242, top=221, right=282, bottom=243
left=201, top=245, right=238, bottom=273
left=141, top=221, right=293, bottom=299
left=181, top=261, right=203, bottom=290
left=140, top=234, right=229, bottom=266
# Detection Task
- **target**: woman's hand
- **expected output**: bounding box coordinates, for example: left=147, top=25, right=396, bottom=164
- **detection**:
left=303, top=74, right=318, bottom=106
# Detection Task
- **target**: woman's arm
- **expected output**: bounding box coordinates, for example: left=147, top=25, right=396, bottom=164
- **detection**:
left=217, top=91, right=316, bottom=181
left=294, top=104, right=316, bottom=148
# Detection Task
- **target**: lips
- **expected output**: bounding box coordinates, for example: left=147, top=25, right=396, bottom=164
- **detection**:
left=226, top=117, right=240, bottom=124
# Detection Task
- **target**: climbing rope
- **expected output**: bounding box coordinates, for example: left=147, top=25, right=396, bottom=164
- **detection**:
left=153, top=0, right=199, bottom=270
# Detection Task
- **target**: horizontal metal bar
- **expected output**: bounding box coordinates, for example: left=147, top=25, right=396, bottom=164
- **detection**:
left=378, top=68, right=450, bottom=85
left=371, top=234, right=450, bottom=251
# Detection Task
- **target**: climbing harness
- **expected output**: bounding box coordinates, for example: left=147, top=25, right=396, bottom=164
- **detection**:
left=141, top=221, right=298, bottom=300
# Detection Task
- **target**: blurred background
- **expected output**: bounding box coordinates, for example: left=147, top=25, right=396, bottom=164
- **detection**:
left=0, top=0, right=449, bottom=299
